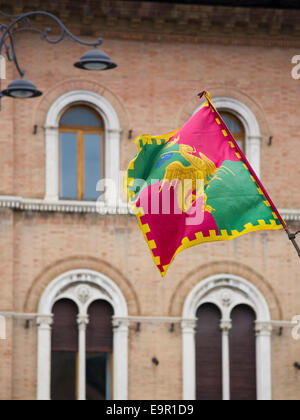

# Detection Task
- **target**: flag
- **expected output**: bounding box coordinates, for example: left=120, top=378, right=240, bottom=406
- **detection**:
left=125, top=92, right=285, bottom=277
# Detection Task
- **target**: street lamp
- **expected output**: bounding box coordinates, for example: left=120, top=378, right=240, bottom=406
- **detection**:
left=1, top=78, right=42, bottom=98
left=0, top=11, right=117, bottom=106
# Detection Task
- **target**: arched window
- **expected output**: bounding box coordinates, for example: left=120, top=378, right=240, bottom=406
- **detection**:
left=182, top=274, right=272, bottom=401
left=196, top=304, right=222, bottom=401
left=59, top=106, right=104, bottom=201
left=37, top=269, right=129, bottom=401
left=45, top=91, right=121, bottom=204
left=86, top=300, right=114, bottom=400
left=219, top=112, right=246, bottom=153
left=195, top=302, right=256, bottom=401
left=230, top=305, right=257, bottom=401
left=50, top=297, right=114, bottom=401
left=51, top=299, right=78, bottom=401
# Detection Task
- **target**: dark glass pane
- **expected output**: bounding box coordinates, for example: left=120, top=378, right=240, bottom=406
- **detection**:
left=51, top=299, right=78, bottom=401
left=86, top=300, right=113, bottom=353
left=52, top=299, right=79, bottom=352
left=51, top=351, right=77, bottom=401
left=230, top=305, right=257, bottom=401
left=86, top=353, right=111, bottom=400
left=60, top=132, right=78, bottom=199
left=220, top=114, right=241, bottom=133
left=196, top=303, right=222, bottom=401
left=60, top=107, right=101, bottom=127
left=84, top=134, right=102, bottom=201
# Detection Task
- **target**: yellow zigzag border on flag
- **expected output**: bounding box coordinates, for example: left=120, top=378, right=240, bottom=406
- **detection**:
left=125, top=99, right=283, bottom=278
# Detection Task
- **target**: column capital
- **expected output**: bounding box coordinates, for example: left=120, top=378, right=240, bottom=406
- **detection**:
left=37, top=315, right=53, bottom=329
left=113, top=318, right=130, bottom=330
left=181, top=319, right=197, bottom=332
left=255, top=322, right=273, bottom=337
left=220, top=320, right=232, bottom=333
left=77, top=315, right=89, bottom=330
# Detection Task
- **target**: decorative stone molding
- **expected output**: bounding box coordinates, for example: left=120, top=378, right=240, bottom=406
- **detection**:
left=37, top=269, right=129, bottom=401
left=182, top=274, right=272, bottom=401
left=76, top=286, right=91, bottom=305
left=44, top=90, right=121, bottom=203
left=0, top=195, right=132, bottom=215
left=255, top=322, right=273, bottom=337
left=0, top=196, right=298, bottom=222
left=36, top=315, right=53, bottom=329
left=181, top=319, right=197, bottom=332
left=2, top=1, right=300, bottom=47
left=220, top=320, right=232, bottom=333
left=77, top=315, right=89, bottom=328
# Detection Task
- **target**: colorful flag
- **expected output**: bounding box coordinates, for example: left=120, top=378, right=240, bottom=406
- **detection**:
left=125, top=92, right=285, bottom=277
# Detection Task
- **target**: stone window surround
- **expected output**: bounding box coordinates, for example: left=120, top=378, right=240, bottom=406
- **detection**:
left=182, top=274, right=272, bottom=401
left=45, top=90, right=122, bottom=205
left=37, top=269, right=129, bottom=401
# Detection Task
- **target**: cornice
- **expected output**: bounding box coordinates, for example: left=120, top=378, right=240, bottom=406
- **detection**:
left=0, top=196, right=299, bottom=222
left=1, top=1, right=300, bottom=47
left=0, top=196, right=132, bottom=215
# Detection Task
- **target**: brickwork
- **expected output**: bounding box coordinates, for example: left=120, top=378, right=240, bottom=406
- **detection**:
left=0, top=1, right=299, bottom=400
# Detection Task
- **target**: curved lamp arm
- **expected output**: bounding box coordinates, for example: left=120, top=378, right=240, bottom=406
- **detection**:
left=0, top=10, right=103, bottom=78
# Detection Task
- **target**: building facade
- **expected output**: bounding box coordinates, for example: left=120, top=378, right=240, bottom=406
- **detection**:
left=0, top=0, right=300, bottom=400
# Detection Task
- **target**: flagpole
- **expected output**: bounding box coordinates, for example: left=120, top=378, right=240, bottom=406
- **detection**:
left=285, top=229, right=300, bottom=257
left=198, top=91, right=300, bottom=259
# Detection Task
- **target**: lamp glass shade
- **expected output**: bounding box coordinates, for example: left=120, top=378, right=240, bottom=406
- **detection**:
left=74, top=50, right=117, bottom=71
left=1, top=79, right=42, bottom=98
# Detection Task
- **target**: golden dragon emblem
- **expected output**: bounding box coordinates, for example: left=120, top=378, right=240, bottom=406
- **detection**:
left=159, top=135, right=233, bottom=214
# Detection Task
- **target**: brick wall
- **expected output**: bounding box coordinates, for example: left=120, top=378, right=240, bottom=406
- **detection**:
left=0, top=4, right=300, bottom=400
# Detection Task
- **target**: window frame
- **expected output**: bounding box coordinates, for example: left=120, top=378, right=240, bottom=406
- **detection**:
left=45, top=90, right=121, bottom=205
left=182, top=274, right=272, bottom=401
left=37, top=269, right=129, bottom=401
left=59, top=105, right=105, bottom=201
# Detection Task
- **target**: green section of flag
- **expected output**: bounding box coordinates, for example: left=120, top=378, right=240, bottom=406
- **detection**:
left=206, top=161, right=281, bottom=232
left=128, top=139, right=190, bottom=203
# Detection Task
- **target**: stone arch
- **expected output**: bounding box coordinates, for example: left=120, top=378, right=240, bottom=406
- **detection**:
left=168, top=260, right=282, bottom=321
left=24, top=256, right=140, bottom=316
left=181, top=272, right=275, bottom=400
left=36, top=267, right=130, bottom=400
left=176, top=86, right=271, bottom=140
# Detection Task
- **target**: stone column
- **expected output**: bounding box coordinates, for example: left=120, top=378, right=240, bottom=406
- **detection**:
left=113, top=318, right=130, bottom=400
left=255, top=322, right=273, bottom=401
left=220, top=320, right=232, bottom=401
left=37, top=315, right=53, bottom=400
left=181, top=319, right=197, bottom=400
left=77, top=315, right=89, bottom=401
